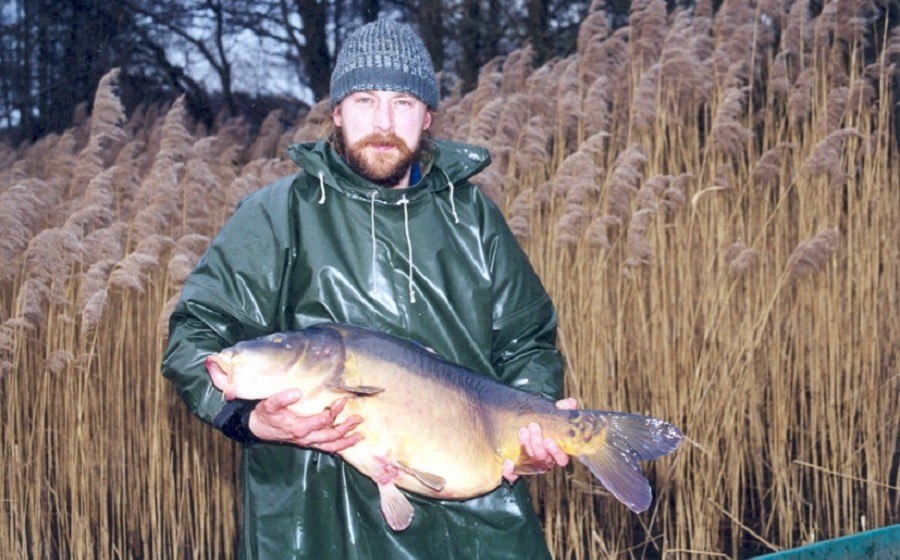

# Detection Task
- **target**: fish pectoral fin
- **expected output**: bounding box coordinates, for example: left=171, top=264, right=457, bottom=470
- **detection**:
left=377, top=482, right=414, bottom=531
left=513, top=463, right=548, bottom=476
left=332, top=381, right=385, bottom=396
left=397, top=461, right=446, bottom=492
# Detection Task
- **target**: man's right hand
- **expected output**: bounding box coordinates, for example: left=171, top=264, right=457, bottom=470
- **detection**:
left=248, top=389, right=364, bottom=453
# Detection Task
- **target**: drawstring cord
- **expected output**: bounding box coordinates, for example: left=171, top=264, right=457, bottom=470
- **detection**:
left=369, top=190, right=378, bottom=275
left=398, top=195, right=416, bottom=303
left=316, top=167, right=463, bottom=304
left=439, top=168, right=459, bottom=224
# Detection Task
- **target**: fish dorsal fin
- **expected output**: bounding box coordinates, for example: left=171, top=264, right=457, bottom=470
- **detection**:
left=377, top=482, right=414, bottom=531
left=331, top=380, right=385, bottom=396
left=397, top=461, right=447, bottom=492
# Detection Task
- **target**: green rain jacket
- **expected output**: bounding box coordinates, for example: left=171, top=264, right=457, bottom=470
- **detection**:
left=162, top=138, right=564, bottom=559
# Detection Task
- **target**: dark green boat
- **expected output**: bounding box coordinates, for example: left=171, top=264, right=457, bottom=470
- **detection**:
left=753, top=525, right=900, bottom=560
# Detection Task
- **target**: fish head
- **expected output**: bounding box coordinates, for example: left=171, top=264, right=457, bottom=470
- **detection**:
left=205, top=329, right=345, bottom=401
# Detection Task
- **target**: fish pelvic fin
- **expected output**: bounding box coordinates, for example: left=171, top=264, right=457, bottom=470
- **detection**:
left=397, top=461, right=446, bottom=492
left=377, top=482, right=414, bottom=531
left=573, top=411, right=682, bottom=513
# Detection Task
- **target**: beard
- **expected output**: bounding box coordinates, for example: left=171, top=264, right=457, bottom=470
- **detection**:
left=334, top=129, right=423, bottom=188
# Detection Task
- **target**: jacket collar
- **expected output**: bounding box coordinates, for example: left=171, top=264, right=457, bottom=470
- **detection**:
left=287, top=138, right=491, bottom=204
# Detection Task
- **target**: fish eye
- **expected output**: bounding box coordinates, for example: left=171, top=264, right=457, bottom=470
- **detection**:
left=269, top=334, right=285, bottom=344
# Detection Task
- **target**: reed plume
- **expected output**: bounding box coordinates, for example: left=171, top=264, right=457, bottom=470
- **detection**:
left=469, top=98, right=505, bottom=145
left=501, top=46, right=534, bottom=95
left=584, top=214, right=621, bottom=251
left=786, top=227, right=841, bottom=280
left=605, top=143, right=647, bottom=221
left=109, top=235, right=174, bottom=293
left=802, top=127, right=861, bottom=180
left=710, top=87, right=751, bottom=159
left=66, top=69, right=128, bottom=202
left=629, top=0, right=667, bottom=70
left=76, top=259, right=117, bottom=316
left=292, top=100, right=332, bottom=143
left=469, top=57, right=503, bottom=118
left=249, top=109, right=285, bottom=161
left=724, top=241, right=760, bottom=276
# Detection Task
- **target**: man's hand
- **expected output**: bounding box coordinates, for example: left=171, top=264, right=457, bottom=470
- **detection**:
left=248, top=389, right=364, bottom=453
left=502, top=397, right=578, bottom=484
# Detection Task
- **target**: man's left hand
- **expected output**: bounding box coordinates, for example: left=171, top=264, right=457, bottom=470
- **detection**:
left=502, top=397, right=578, bottom=483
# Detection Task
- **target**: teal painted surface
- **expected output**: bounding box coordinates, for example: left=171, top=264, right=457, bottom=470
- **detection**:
left=754, top=525, right=900, bottom=560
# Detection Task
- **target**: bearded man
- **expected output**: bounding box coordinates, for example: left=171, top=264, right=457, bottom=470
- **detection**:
left=163, top=19, right=572, bottom=559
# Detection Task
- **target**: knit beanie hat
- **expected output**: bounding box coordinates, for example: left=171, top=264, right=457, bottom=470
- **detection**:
left=329, top=20, right=439, bottom=110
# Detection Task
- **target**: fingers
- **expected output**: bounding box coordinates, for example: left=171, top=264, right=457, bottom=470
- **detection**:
left=315, top=432, right=364, bottom=454
left=301, top=414, right=363, bottom=445
left=518, top=426, right=534, bottom=458
left=543, top=437, right=569, bottom=467
left=555, top=397, right=578, bottom=410
left=328, top=397, right=348, bottom=416
left=528, top=423, right=549, bottom=463
left=252, top=392, right=364, bottom=451
left=502, top=459, right=518, bottom=484
left=517, top=422, right=569, bottom=473
left=260, top=388, right=302, bottom=411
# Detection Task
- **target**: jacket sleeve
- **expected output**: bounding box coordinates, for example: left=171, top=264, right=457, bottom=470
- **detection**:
left=482, top=194, right=565, bottom=402
left=161, top=181, right=295, bottom=439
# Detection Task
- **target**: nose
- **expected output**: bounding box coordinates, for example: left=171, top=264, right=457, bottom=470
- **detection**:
left=373, top=101, right=393, bottom=132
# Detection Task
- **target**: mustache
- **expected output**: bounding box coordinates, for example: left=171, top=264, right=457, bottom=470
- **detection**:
left=356, top=133, right=410, bottom=153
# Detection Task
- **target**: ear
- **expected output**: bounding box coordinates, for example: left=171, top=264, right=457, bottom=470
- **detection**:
left=332, top=104, right=343, bottom=127
left=422, top=110, right=432, bottom=131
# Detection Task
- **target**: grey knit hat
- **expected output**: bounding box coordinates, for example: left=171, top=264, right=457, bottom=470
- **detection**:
left=329, top=20, right=439, bottom=109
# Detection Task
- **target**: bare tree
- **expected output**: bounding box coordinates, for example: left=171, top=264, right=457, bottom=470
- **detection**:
left=124, top=0, right=251, bottom=117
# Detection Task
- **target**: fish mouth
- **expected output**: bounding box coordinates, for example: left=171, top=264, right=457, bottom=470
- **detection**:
left=205, top=354, right=236, bottom=401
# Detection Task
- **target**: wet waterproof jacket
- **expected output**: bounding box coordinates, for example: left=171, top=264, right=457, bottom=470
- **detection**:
left=162, top=138, right=564, bottom=559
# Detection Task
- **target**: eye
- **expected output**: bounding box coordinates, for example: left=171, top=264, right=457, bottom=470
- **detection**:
left=269, top=334, right=285, bottom=344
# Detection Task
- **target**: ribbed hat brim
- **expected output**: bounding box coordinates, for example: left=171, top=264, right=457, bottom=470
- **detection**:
left=330, top=67, right=439, bottom=110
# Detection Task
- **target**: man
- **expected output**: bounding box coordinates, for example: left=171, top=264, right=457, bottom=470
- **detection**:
left=163, top=19, right=572, bottom=559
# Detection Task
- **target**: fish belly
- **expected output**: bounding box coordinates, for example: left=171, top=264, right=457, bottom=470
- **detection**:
left=335, top=355, right=503, bottom=500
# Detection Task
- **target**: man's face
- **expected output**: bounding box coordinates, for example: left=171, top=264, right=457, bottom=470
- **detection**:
left=332, top=90, right=433, bottom=188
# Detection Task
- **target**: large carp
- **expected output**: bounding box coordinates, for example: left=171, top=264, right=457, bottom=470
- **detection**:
left=205, top=323, right=682, bottom=531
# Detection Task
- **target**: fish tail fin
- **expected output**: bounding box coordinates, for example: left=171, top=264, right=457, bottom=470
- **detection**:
left=574, top=411, right=682, bottom=513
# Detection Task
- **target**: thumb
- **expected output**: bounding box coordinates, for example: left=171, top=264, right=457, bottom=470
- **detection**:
left=267, top=388, right=303, bottom=408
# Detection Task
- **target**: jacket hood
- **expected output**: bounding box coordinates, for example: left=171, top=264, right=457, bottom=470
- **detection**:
left=287, top=138, right=491, bottom=204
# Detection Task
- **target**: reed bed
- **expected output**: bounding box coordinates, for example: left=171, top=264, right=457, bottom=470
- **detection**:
left=1, top=1, right=897, bottom=557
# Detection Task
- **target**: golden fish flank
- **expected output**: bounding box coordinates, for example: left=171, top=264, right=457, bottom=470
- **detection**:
left=206, top=323, right=682, bottom=531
